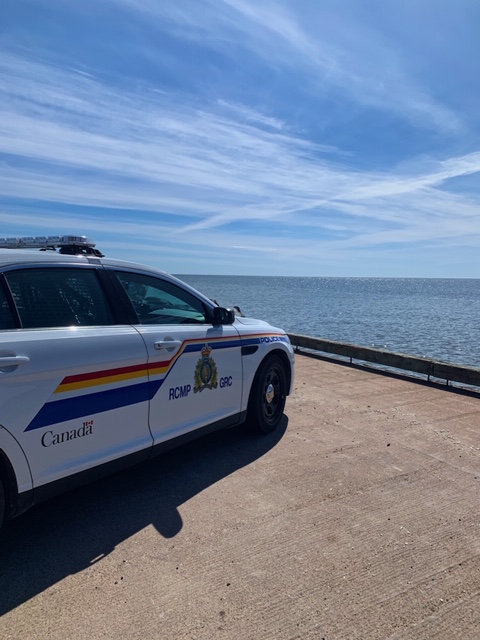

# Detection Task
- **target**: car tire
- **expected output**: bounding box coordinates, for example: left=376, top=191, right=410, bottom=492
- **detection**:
left=247, top=354, right=287, bottom=435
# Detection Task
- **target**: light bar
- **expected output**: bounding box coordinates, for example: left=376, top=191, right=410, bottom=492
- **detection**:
left=0, top=235, right=96, bottom=249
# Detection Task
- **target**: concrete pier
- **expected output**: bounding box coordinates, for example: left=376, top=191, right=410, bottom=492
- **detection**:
left=1, top=353, right=480, bottom=639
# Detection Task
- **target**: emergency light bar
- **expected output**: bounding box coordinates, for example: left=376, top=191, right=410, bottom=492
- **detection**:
left=0, top=235, right=96, bottom=249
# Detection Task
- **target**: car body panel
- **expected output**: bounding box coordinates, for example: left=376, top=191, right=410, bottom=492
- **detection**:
left=135, top=324, right=244, bottom=443
left=0, top=327, right=152, bottom=488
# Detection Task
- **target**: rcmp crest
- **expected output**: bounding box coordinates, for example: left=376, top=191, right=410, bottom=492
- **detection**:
left=194, top=344, right=218, bottom=393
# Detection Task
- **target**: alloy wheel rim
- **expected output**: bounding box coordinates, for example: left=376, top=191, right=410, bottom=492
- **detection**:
left=263, top=368, right=281, bottom=421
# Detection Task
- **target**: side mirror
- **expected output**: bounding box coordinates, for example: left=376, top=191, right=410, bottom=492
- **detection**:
left=212, top=307, right=235, bottom=325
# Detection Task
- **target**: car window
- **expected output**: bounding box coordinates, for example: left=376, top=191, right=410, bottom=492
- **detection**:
left=115, top=271, right=208, bottom=325
left=0, top=280, right=16, bottom=330
left=5, top=268, right=114, bottom=328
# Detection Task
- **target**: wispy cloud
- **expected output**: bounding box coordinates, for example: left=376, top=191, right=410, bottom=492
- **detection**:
left=106, top=0, right=463, bottom=133
left=1, top=53, right=479, bottom=231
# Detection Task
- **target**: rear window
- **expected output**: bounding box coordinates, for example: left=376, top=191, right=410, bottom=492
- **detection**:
left=5, top=268, right=113, bottom=328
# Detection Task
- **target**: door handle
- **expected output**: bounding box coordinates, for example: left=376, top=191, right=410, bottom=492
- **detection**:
left=0, top=356, right=30, bottom=366
left=154, top=339, right=182, bottom=353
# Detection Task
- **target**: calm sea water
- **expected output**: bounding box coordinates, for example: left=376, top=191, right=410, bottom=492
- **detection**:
left=177, top=276, right=480, bottom=367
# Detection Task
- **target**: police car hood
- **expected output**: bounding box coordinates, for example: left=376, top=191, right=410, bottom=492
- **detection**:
left=234, top=316, right=284, bottom=332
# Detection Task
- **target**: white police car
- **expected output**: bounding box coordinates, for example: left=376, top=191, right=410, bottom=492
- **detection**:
left=0, top=236, right=294, bottom=529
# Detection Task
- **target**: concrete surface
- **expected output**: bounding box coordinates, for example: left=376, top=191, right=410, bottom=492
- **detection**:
left=1, top=353, right=480, bottom=639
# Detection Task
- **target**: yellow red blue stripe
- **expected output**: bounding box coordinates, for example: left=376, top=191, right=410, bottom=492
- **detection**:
left=24, top=333, right=288, bottom=431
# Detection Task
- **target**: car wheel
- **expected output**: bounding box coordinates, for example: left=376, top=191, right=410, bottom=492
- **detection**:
left=248, top=355, right=287, bottom=434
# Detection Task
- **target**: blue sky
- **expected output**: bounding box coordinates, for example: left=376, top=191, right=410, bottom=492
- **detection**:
left=1, top=0, right=480, bottom=276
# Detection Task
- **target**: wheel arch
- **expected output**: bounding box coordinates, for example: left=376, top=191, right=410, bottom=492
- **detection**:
left=244, top=347, right=293, bottom=406
left=269, top=348, right=293, bottom=395
left=0, top=449, right=19, bottom=521
left=0, top=428, right=34, bottom=521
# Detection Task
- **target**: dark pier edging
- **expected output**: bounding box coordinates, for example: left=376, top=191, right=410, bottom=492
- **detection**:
left=287, top=333, right=480, bottom=391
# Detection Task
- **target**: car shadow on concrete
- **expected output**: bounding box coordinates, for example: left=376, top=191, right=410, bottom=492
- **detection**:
left=0, top=417, right=288, bottom=615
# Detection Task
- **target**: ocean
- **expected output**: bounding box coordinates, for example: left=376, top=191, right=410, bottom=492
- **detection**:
left=177, top=276, right=480, bottom=368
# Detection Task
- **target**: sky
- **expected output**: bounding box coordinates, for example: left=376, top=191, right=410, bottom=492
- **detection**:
left=1, top=0, right=480, bottom=277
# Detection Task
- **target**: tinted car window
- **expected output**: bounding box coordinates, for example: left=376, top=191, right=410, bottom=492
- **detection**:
left=0, top=280, right=16, bottom=330
left=115, top=271, right=208, bottom=325
left=6, top=268, right=113, bottom=328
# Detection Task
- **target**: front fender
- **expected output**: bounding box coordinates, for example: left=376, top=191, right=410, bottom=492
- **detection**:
left=241, top=343, right=295, bottom=412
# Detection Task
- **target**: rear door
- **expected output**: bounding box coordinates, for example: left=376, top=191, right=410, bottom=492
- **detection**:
left=0, top=266, right=152, bottom=489
left=111, top=270, right=243, bottom=444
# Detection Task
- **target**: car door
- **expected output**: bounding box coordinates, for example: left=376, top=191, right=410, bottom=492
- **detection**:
left=0, top=266, right=152, bottom=490
left=112, top=270, right=243, bottom=444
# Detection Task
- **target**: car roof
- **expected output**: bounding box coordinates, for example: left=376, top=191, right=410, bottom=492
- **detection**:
left=0, top=249, right=166, bottom=272
left=0, top=249, right=179, bottom=281
left=0, top=249, right=215, bottom=306
left=0, top=249, right=91, bottom=267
